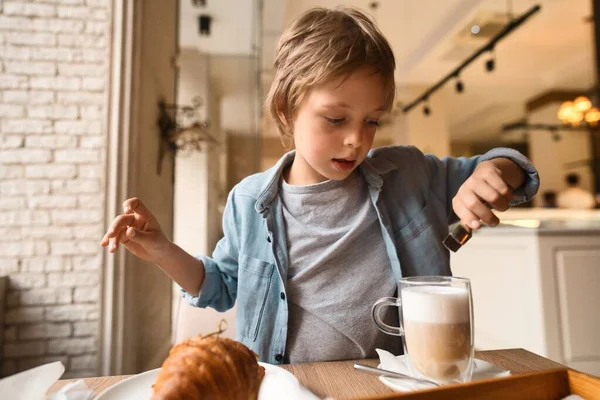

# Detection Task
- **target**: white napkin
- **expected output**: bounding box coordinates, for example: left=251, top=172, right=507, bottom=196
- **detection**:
left=46, top=379, right=94, bottom=400
left=0, top=361, right=64, bottom=400
left=0, top=361, right=93, bottom=400
left=259, top=363, right=328, bottom=400
left=375, top=349, right=511, bottom=392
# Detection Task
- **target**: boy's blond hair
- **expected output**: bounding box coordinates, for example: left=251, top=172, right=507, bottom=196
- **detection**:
left=266, top=7, right=396, bottom=139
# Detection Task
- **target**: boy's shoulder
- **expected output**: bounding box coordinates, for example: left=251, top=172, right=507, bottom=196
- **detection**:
left=230, top=150, right=294, bottom=202
left=368, top=144, right=424, bottom=158
left=366, top=145, right=428, bottom=170
left=230, top=168, right=275, bottom=200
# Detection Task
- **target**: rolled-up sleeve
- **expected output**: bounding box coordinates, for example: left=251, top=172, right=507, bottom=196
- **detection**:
left=425, top=147, right=540, bottom=224
left=477, top=147, right=540, bottom=205
left=180, top=191, right=240, bottom=312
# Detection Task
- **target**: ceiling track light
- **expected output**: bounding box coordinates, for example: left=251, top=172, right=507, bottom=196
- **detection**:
left=423, top=99, right=431, bottom=116
left=402, top=4, right=541, bottom=114
left=502, top=121, right=587, bottom=133
left=485, top=49, right=496, bottom=72
left=455, top=77, right=464, bottom=93
left=423, top=105, right=431, bottom=116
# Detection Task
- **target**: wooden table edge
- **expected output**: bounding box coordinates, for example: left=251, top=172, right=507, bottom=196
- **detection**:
left=46, top=348, right=568, bottom=397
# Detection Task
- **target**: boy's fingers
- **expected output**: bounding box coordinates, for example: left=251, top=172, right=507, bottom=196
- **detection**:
left=101, top=214, right=136, bottom=244
left=484, top=173, right=513, bottom=203
left=125, top=226, right=153, bottom=245
left=116, top=227, right=129, bottom=244
left=460, top=191, right=499, bottom=227
left=109, top=237, right=118, bottom=253
left=123, top=197, right=153, bottom=218
left=474, top=183, right=509, bottom=212
left=108, top=227, right=129, bottom=252
left=453, top=197, right=482, bottom=230
left=101, top=230, right=116, bottom=247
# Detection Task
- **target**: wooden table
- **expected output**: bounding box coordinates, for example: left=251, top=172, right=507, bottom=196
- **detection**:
left=47, top=348, right=565, bottom=399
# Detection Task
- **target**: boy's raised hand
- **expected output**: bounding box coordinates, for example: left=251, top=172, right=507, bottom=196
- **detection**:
left=452, top=160, right=516, bottom=231
left=100, top=197, right=170, bottom=262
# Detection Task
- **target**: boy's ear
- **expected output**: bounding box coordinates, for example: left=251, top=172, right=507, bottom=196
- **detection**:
left=278, top=112, right=289, bottom=129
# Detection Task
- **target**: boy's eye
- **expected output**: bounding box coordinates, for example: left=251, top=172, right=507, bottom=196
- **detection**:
left=325, top=117, right=345, bottom=125
left=366, top=120, right=380, bottom=127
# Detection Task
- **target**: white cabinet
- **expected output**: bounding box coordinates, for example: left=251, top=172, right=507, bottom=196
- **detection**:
left=451, top=225, right=600, bottom=376
left=554, top=249, right=600, bottom=375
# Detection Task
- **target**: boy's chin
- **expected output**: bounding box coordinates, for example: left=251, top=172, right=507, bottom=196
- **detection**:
left=322, top=167, right=356, bottom=181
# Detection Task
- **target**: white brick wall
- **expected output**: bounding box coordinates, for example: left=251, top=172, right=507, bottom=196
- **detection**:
left=0, top=0, right=110, bottom=378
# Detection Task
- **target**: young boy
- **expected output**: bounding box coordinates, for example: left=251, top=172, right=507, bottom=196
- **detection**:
left=101, top=7, right=539, bottom=365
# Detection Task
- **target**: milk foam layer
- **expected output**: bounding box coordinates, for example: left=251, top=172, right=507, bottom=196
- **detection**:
left=402, top=286, right=470, bottom=324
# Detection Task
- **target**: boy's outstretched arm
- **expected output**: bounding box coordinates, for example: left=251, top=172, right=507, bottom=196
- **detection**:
left=423, top=147, right=540, bottom=227
left=101, top=197, right=205, bottom=295
left=452, top=158, right=526, bottom=230
left=154, top=242, right=206, bottom=295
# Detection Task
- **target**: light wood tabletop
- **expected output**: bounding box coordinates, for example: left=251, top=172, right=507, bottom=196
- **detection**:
left=47, top=348, right=566, bottom=399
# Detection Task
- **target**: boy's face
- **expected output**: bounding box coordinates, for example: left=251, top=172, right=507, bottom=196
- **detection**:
left=285, top=66, right=387, bottom=185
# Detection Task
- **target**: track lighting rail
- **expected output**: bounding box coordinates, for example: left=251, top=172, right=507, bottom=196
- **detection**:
left=402, top=4, right=541, bottom=114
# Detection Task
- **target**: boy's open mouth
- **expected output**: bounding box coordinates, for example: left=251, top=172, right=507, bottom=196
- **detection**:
left=332, top=158, right=356, bottom=170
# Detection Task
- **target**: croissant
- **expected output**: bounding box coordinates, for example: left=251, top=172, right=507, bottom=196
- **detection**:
left=151, top=336, right=265, bottom=400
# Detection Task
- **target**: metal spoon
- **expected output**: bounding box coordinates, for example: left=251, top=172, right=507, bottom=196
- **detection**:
left=353, top=363, right=440, bottom=387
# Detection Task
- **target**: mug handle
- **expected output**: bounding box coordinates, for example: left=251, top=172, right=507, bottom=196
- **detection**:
left=372, top=297, right=404, bottom=336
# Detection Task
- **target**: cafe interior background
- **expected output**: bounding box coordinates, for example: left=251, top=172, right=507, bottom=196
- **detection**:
left=0, top=0, right=599, bottom=381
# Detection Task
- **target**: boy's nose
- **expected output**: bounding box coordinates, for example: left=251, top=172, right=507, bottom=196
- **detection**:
left=343, top=127, right=363, bottom=148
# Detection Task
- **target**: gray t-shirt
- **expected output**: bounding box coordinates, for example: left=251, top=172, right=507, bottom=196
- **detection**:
left=281, top=171, right=400, bottom=363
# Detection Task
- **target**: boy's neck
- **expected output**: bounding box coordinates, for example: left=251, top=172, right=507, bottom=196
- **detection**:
left=282, top=164, right=292, bottom=185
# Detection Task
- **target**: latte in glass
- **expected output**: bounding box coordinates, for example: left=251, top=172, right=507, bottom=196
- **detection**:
left=402, top=286, right=471, bottom=381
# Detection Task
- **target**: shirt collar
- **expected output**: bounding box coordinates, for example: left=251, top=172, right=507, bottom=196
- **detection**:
left=255, top=150, right=384, bottom=214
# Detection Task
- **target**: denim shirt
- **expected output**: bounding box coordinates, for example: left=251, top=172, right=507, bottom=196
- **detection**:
left=182, top=146, right=539, bottom=364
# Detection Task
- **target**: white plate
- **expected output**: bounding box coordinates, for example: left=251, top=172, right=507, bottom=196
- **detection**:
left=379, top=355, right=511, bottom=392
left=95, top=362, right=302, bottom=400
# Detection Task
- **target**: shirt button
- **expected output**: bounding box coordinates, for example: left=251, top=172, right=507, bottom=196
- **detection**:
left=275, top=353, right=283, bottom=362
left=267, top=236, right=271, bottom=243
left=280, top=292, right=285, bottom=300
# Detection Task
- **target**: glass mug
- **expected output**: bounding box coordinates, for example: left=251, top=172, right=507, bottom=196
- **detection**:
left=372, top=276, right=475, bottom=384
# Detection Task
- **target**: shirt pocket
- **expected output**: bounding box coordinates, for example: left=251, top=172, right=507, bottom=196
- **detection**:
left=237, top=253, right=275, bottom=341
left=393, top=203, right=449, bottom=276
